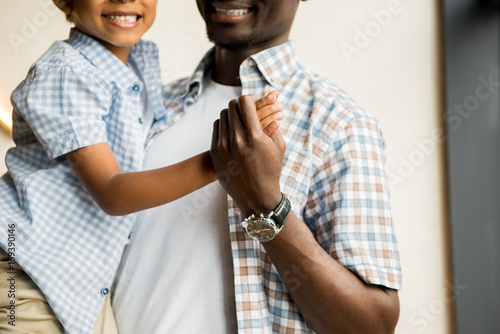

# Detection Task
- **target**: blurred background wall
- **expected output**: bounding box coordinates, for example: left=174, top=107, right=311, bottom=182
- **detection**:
left=443, top=0, right=500, bottom=333
left=0, top=0, right=460, bottom=333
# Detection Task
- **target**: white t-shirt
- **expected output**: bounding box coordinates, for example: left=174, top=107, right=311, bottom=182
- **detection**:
left=112, top=74, right=240, bottom=334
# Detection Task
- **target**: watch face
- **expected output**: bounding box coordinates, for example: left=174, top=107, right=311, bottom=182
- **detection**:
left=246, top=219, right=277, bottom=242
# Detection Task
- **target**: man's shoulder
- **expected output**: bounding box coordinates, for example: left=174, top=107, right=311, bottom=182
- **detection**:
left=162, top=76, right=191, bottom=108
left=163, top=76, right=189, bottom=92
left=289, top=66, right=379, bottom=127
left=281, top=66, right=386, bottom=170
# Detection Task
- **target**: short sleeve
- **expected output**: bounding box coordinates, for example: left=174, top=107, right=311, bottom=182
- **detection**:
left=305, top=116, right=402, bottom=290
left=13, top=65, right=112, bottom=159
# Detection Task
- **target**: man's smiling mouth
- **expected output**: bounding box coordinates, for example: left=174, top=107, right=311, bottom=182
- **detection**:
left=214, top=8, right=250, bottom=15
left=211, top=1, right=253, bottom=16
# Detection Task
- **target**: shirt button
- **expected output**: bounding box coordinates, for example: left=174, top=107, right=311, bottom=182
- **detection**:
left=101, top=288, right=109, bottom=296
left=132, top=84, right=140, bottom=91
left=138, top=117, right=143, bottom=124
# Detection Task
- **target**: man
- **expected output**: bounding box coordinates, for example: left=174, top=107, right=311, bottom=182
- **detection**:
left=112, top=1, right=402, bottom=333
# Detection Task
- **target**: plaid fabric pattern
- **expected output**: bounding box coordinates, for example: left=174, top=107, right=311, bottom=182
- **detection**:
left=0, top=30, right=167, bottom=334
left=162, top=41, right=402, bottom=333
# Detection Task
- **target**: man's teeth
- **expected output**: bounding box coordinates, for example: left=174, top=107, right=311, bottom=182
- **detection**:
left=105, top=15, right=138, bottom=23
left=215, top=8, right=250, bottom=15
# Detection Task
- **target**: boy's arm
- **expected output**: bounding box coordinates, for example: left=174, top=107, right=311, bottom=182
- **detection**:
left=66, top=92, right=284, bottom=216
left=67, top=144, right=215, bottom=216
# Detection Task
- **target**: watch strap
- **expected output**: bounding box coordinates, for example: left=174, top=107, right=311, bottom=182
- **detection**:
left=270, top=193, right=291, bottom=228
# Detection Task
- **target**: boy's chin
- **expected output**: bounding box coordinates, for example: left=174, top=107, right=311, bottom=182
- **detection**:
left=99, top=36, right=141, bottom=49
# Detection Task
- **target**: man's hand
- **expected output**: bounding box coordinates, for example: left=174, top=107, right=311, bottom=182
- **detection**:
left=211, top=94, right=286, bottom=216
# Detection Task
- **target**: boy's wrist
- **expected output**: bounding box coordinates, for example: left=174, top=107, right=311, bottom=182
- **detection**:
left=202, top=151, right=217, bottom=181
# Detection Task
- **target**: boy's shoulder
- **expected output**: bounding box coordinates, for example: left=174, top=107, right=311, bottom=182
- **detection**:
left=32, top=40, right=94, bottom=74
left=30, top=38, right=160, bottom=78
left=18, top=39, right=111, bottom=91
left=132, top=39, right=160, bottom=56
left=11, top=40, right=112, bottom=103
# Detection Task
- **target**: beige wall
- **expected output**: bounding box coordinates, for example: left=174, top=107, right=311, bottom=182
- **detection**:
left=0, top=0, right=451, bottom=333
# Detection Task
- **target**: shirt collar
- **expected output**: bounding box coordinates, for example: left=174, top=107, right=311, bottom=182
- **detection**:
left=246, top=40, right=300, bottom=90
left=67, top=29, right=151, bottom=91
left=182, top=40, right=300, bottom=97
left=181, top=48, right=214, bottom=99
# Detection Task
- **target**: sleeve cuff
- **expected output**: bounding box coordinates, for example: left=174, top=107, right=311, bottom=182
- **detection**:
left=348, top=264, right=403, bottom=290
left=42, top=122, right=108, bottom=159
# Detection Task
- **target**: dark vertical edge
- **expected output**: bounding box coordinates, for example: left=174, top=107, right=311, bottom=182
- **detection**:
left=436, top=0, right=457, bottom=332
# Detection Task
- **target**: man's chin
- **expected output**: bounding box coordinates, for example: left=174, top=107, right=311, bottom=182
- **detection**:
left=207, top=33, right=256, bottom=52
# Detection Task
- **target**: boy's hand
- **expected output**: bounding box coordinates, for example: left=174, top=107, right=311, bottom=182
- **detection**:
left=255, top=90, right=284, bottom=136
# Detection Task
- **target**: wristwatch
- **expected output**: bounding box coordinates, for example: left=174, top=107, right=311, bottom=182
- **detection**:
left=241, top=193, right=292, bottom=242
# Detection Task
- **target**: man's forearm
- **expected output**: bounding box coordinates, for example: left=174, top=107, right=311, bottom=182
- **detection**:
left=262, top=212, right=400, bottom=334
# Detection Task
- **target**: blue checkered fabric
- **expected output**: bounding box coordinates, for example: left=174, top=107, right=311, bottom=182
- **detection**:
left=162, top=41, right=402, bottom=333
left=0, top=29, right=167, bottom=333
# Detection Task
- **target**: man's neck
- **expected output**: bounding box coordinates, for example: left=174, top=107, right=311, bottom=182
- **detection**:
left=211, top=41, right=285, bottom=86
left=211, top=47, right=249, bottom=86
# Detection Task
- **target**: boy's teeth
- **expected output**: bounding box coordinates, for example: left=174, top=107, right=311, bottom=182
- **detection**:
left=215, top=8, right=250, bottom=15
left=106, top=15, right=138, bottom=23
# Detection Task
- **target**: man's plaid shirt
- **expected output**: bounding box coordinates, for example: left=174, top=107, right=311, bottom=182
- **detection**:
left=161, top=41, right=402, bottom=333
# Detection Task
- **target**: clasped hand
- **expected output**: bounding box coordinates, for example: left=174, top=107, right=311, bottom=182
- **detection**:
left=211, top=92, right=286, bottom=217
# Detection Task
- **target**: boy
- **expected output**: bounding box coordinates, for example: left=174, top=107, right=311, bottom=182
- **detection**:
left=0, top=0, right=284, bottom=333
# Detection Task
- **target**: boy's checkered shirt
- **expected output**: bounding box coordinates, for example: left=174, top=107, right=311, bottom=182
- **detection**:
left=162, top=41, right=402, bottom=333
left=0, top=30, right=167, bottom=333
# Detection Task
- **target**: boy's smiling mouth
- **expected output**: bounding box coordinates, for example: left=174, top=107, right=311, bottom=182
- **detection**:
left=104, top=15, right=139, bottom=23
left=102, top=13, right=142, bottom=27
